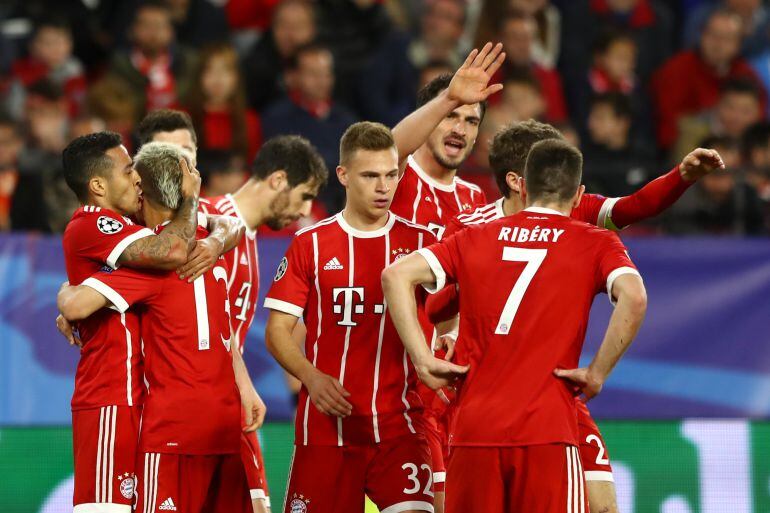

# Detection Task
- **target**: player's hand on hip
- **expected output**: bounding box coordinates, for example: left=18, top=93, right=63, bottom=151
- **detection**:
left=177, top=238, right=223, bottom=282
left=179, top=156, right=202, bottom=199
left=447, top=42, right=506, bottom=105
left=679, top=148, right=725, bottom=182
left=553, top=367, right=604, bottom=401
left=416, top=356, right=469, bottom=391
left=305, top=370, right=352, bottom=417
left=242, top=387, right=267, bottom=432
left=56, top=314, right=82, bottom=347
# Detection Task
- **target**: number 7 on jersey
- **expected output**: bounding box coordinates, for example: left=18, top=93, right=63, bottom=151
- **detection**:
left=495, top=247, right=547, bottom=335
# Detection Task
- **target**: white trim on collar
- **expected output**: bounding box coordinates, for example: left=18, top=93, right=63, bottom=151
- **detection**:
left=335, top=211, right=396, bottom=238
left=523, top=206, right=566, bottom=216
left=225, top=193, right=256, bottom=239
left=494, top=197, right=505, bottom=219
left=407, top=154, right=456, bottom=193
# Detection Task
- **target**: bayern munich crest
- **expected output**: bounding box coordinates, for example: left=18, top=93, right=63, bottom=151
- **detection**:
left=392, top=247, right=412, bottom=261
left=274, top=257, right=288, bottom=281
left=97, top=216, right=124, bottom=235
left=289, top=493, right=310, bottom=513
left=116, top=473, right=135, bottom=499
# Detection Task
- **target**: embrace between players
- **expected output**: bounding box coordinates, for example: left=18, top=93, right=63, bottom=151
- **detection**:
left=56, top=43, right=723, bottom=513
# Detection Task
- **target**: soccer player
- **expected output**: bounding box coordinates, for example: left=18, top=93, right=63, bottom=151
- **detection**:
left=58, top=142, right=263, bottom=513
left=383, top=139, right=648, bottom=513
left=432, top=120, right=724, bottom=513
left=264, top=122, right=435, bottom=513
left=57, top=131, right=241, bottom=513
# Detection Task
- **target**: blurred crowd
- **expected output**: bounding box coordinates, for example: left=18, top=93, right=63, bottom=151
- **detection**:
left=1, top=0, right=769, bottom=235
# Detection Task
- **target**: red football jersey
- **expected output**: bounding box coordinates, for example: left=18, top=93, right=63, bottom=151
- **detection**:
left=390, top=155, right=487, bottom=238
left=419, top=207, right=638, bottom=447
left=205, top=194, right=260, bottom=351
left=265, top=212, right=435, bottom=446
left=63, top=205, right=155, bottom=410
left=83, top=226, right=240, bottom=455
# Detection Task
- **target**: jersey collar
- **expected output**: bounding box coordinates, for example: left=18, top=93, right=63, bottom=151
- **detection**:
left=225, top=193, right=256, bottom=239
left=408, top=154, right=457, bottom=193
left=335, top=211, right=396, bottom=238
left=494, top=197, right=505, bottom=219
left=523, top=206, right=566, bottom=216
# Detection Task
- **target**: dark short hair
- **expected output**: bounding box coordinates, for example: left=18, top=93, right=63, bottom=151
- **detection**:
left=136, top=109, right=198, bottom=147
left=62, top=131, right=124, bottom=203
left=742, top=121, right=770, bottom=157
left=489, top=120, right=564, bottom=198
left=593, top=29, right=636, bottom=56
left=32, top=15, right=71, bottom=37
left=524, top=139, right=583, bottom=203
left=590, top=92, right=633, bottom=120
left=339, top=121, right=396, bottom=166
left=287, top=41, right=332, bottom=70
left=135, top=0, right=171, bottom=17
left=0, top=111, right=23, bottom=137
left=720, top=77, right=762, bottom=101
left=699, top=134, right=740, bottom=153
left=417, top=73, right=488, bottom=120
left=26, top=78, right=65, bottom=101
left=252, top=135, right=328, bottom=188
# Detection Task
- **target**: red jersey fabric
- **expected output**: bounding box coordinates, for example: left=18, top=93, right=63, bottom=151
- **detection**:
left=205, top=194, right=260, bottom=351
left=264, top=212, right=435, bottom=446
left=390, top=155, right=487, bottom=238
left=419, top=207, right=638, bottom=447
left=63, top=205, right=155, bottom=410
left=83, top=225, right=240, bottom=455
left=201, top=109, right=262, bottom=161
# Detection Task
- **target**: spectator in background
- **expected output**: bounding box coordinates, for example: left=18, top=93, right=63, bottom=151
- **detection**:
left=664, top=135, right=766, bottom=235
left=165, top=0, right=230, bottom=47
left=5, top=17, right=86, bottom=121
left=359, top=0, right=466, bottom=126
left=497, top=10, right=567, bottom=122
left=582, top=92, right=657, bottom=197
left=197, top=149, right=247, bottom=197
left=86, top=77, right=141, bottom=151
left=418, top=60, right=455, bottom=90
left=185, top=43, right=262, bottom=162
left=684, top=0, right=770, bottom=58
left=0, top=114, right=23, bottom=231
left=561, top=0, right=674, bottom=87
left=651, top=9, right=765, bottom=149
left=674, top=78, right=763, bottom=163
left=105, top=0, right=196, bottom=123
left=69, top=116, right=107, bottom=139
left=262, top=42, right=356, bottom=212
left=11, top=80, right=78, bottom=232
left=242, top=0, right=317, bottom=111
left=742, top=121, right=770, bottom=202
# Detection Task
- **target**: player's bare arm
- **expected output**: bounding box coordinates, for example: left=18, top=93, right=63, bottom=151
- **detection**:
left=57, top=282, right=111, bottom=321
left=554, top=273, right=647, bottom=399
left=391, top=42, right=505, bottom=170
left=231, top=342, right=266, bottom=432
left=265, top=311, right=352, bottom=417
left=117, top=157, right=201, bottom=269
left=177, top=215, right=245, bottom=282
left=381, top=253, right=469, bottom=390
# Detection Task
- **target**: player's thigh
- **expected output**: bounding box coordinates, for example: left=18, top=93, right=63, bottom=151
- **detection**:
left=365, top=435, right=434, bottom=513
left=72, top=405, right=140, bottom=510
left=444, top=447, right=504, bottom=513
left=578, top=406, right=614, bottom=483
left=283, top=445, right=366, bottom=513
left=587, top=480, right=619, bottom=513
left=422, top=414, right=447, bottom=493
left=511, top=444, right=588, bottom=513
left=135, top=453, right=220, bottom=513
left=206, top=453, right=252, bottom=513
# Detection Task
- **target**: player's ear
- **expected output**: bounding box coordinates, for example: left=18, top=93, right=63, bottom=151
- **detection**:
left=518, top=177, right=527, bottom=203
left=88, top=176, right=107, bottom=199
left=506, top=171, right=520, bottom=194
left=336, top=165, right=348, bottom=187
left=268, top=170, right=288, bottom=191
left=572, top=184, right=586, bottom=210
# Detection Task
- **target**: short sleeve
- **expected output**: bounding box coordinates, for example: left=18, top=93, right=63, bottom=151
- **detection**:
left=264, top=236, right=313, bottom=318
left=596, top=232, right=640, bottom=304
left=83, top=267, right=163, bottom=313
left=71, top=213, right=155, bottom=269
left=416, top=230, right=463, bottom=294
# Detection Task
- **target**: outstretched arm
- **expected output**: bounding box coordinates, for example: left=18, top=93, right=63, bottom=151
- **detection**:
left=554, top=274, right=647, bottom=399
left=177, top=215, right=245, bottom=281
left=609, top=148, right=724, bottom=229
left=392, top=42, right=505, bottom=169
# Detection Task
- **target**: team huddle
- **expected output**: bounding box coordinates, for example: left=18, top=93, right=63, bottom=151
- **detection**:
left=56, top=43, right=724, bottom=513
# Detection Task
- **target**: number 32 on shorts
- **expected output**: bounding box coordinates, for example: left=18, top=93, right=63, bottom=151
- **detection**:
left=402, top=463, right=434, bottom=497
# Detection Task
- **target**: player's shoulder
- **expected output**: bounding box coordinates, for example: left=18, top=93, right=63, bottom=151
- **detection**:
left=391, top=214, right=436, bottom=238
left=199, top=197, right=223, bottom=216
left=294, top=213, right=339, bottom=239
left=455, top=201, right=500, bottom=226
left=454, top=176, right=483, bottom=194
left=65, top=205, right=134, bottom=236
left=208, top=194, right=238, bottom=217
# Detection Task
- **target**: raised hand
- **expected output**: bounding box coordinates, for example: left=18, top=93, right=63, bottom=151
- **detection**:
left=679, top=148, right=726, bottom=182
left=447, top=42, right=506, bottom=106
left=179, top=156, right=201, bottom=200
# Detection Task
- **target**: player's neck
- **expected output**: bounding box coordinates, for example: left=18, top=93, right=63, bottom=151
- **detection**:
left=142, top=202, right=174, bottom=229
left=526, top=200, right=572, bottom=216
left=341, top=205, right=389, bottom=232
left=502, top=195, right=525, bottom=217
left=413, top=146, right=456, bottom=185
left=85, top=196, right=123, bottom=215
left=232, top=179, right=268, bottom=230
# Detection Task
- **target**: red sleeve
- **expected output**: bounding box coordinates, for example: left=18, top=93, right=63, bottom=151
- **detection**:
left=82, top=267, right=164, bottom=313
left=416, top=230, right=464, bottom=294
left=425, top=285, right=459, bottom=324
left=609, top=166, right=691, bottom=229
left=264, top=236, right=313, bottom=318
left=571, top=193, right=607, bottom=226
left=595, top=232, right=639, bottom=303
left=72, top=213, right=155, bottom=270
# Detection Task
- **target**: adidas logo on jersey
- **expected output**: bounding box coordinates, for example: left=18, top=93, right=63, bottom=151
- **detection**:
left=159, top=498, right=177, bottom=511
left=323, top=257, right=344, bottom=270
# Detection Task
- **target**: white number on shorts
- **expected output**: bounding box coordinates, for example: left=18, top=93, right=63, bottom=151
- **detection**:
left=495, top=248, right=547, bottom=334
left=586, top=434, right=610, bottom=465
left=401, top=463, right=434, bottom=497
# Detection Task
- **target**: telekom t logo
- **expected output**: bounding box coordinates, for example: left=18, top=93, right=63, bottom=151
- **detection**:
left=332, top=287, right=386, bottom=326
